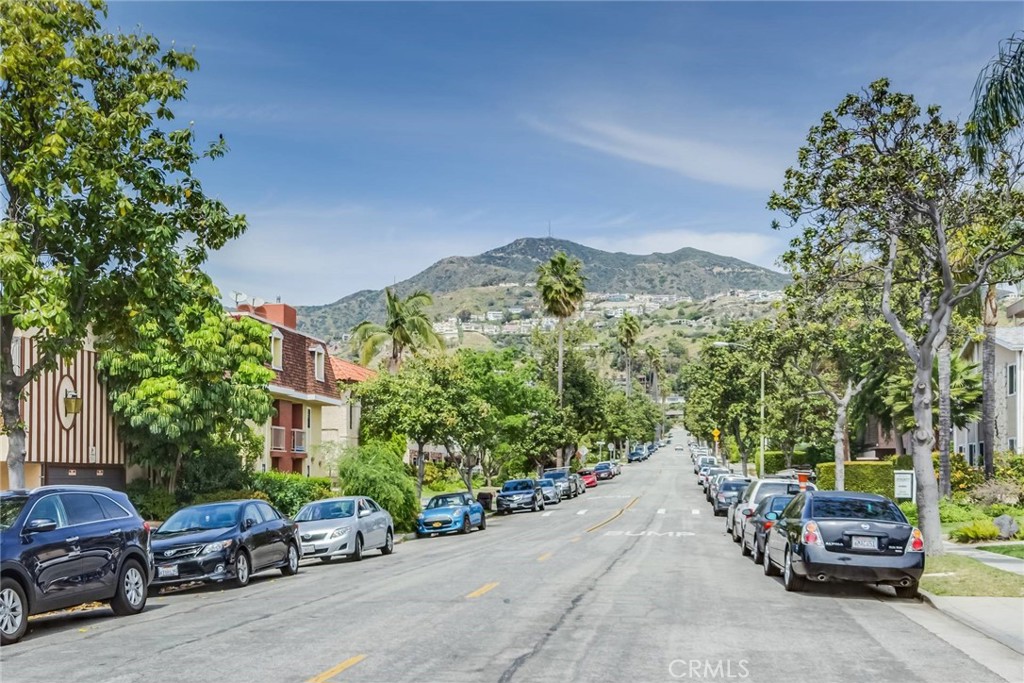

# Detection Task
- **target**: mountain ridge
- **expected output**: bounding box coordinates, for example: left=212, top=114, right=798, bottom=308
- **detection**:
left=295, top=237, right=788, bottom=342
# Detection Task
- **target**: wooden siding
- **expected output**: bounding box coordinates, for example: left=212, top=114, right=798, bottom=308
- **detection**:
left=18, top=336, right=125, bottom=466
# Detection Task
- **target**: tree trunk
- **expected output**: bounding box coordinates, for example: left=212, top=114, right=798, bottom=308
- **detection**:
left=894, top=430, right=905, bottom=456
left=834, top=401, right=848, bottom=491
left=416, top=442, right=426, bottom=500
left=626, top=354, right=632, bottom=397
left=557, top=320, right=565, bottom=406
left=911, top=355, right=943, bottom=555
left=937, top=339, right=952, bottom=497
left=1, top=317, right=29, bottom=490
left=168, top=448, right=185, bottom=494
left=982, top=283, right=997, bottom=479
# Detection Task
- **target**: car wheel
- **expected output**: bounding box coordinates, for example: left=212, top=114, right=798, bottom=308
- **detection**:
left=732, top=524, right=742, bottom=543
left=234, top=550, right=252, bottom=588
left=280, top=543, right=299, bottom=576
left=352, top=534, right=363, bottom=562
left=783, top=548, right=805, bottom=592
left=752, top=538, right=765, bottom=565
left=531, top=498, right=538, bottom=512
left=460, top=515, right=471, bottom=534
left=740, top=536, right=751, bottom=557
left=763, top=544, right=779, bottom=576
left=110, top=559, right=147, bottom=616
left=0, top=577, right=28, bottom=645
left=479, top=514, right=486, bottom=531
left=539, top=499, right=546, bottom=511
left=894, top=582, right=918, bottom=599
left=381, top=529, right=394, bottom=555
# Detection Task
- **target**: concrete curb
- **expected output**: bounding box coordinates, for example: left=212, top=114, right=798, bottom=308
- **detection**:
left=918, top=589, right=1024, bottom=655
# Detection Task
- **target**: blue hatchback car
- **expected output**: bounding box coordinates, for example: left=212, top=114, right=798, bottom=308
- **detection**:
left=0, top=485, right=152, bottom=645
left=416, top=492, right=486, bottom=537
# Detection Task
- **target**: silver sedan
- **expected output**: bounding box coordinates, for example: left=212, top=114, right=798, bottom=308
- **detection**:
left=294, top=496, right=394, bottom=562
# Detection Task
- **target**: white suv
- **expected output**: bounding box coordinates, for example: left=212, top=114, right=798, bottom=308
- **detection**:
left=726, top=478, right=816, bottom=543
left=693, top=455, right=717, bottom=474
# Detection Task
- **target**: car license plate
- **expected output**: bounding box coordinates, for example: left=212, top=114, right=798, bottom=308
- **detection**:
left=301, top=544, right=314, bottom=555
left=157, top=565, right=178, bottom=579
left=432, top=522, right=442, bottom=528
left=851, top=536, right=877, bottom=550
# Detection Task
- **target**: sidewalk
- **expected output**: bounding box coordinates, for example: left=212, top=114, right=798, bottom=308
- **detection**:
left=919, top=542, right=1024, bottom=655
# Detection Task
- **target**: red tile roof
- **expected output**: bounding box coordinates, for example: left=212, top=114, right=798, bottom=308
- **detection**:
left=330, top=356, right=377, bottom=383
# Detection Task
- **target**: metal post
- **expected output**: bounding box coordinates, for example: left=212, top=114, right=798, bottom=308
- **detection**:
left=759, top=367, right=765, bottom=479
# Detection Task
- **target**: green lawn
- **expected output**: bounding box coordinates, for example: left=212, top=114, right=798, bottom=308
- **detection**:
left=920, top=554, right=1024, bottom=597
left=977, top=544, right=1024, bottom=559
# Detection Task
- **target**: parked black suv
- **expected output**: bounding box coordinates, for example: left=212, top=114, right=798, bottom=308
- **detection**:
left=0, top=485, right=152, bottom=645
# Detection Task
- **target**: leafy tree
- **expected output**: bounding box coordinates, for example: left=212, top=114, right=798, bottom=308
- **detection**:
left=98, top=275, right=275, bottom=492
left=881, top=355, right=983, bottom=435
left=769, top=79, right=1024, bottom=553
left=616, top=313, right=642, bottom=398
left=350, top=288, right=444, bottom=372
left=0, top=0, right=247, bottom=488
left=331, top=442, right=420, bottom=533
left=536, top=251, right=585, bottom=406
left=533, top=322, right=604, bottom=458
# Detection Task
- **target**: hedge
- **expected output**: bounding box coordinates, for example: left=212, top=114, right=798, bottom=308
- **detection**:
left=250, top=471, right=334, bottom=517
left=815, top=461, right=895, bottom=499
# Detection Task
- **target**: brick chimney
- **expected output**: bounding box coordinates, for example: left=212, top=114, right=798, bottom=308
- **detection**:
left=257, top=303, right=297, bottom=329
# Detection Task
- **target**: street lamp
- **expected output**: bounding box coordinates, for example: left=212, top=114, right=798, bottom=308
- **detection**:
left=712, top=341, right=766, bottom=479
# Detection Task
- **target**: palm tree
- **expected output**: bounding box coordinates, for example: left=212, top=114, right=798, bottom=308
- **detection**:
left=536, top=251, right=586, bottom=406
left=644, top=345, right=666, bottom=440
left=617, top=313, right=642, bottom=397
left=350, top=288, right=444, bottom=372
left=967, top=33, right=1024, bottom=168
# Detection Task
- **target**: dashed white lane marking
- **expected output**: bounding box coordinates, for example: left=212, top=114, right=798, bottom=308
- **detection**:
left=657, top=508, right=666, bottom=515
left=542, top=511, right=553, bottom=517
left=691, top=509, right=701, bottom=515
left=577, top=509, right=588, bottom=515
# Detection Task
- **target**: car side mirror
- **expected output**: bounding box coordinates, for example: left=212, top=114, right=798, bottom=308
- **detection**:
left=24, top=518, right=57, bottom=534
left=359, top=509, right=371, bottom=518
left=742, top=509, right=754, bottom=517
left=765, top=512, right=779, bottom=521
left=243, top=518, right=256, bottom=530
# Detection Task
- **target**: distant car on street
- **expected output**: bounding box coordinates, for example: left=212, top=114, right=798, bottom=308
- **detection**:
left=151, top=499, right=300, bottom=592
left=542, top=468, right=576, bottom=499
left=568, top=473, right=586, bottom=496
left=741, top=494, right=795, bottom=563
left=694, top=455, right=717, bottom=473
left=712, top=478, right=752, bottom=516
left=0, top=486, right=152, bottom=645
left=298, top=497, right=395, bottom=559
left=415, top=492, right=484, bottom=538
left=537, top=478, right=561, bottom=505
left=496, top=479, right=545, bottom=514
left=593, top=462, right=614, bottom=480
left=762, top=491, right=924, bottom=597
left=577, top=469, right=599, bottom=488
left=728, top=479, right=817, bottom=543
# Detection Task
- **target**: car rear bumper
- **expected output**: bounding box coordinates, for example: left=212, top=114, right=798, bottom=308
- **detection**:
left=796, top=546, right=925, bottom=584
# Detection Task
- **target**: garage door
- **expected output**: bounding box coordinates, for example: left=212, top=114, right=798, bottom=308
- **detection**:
left=45, top=465, right=126, bottom=491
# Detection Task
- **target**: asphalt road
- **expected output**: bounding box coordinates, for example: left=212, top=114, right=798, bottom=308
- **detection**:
left=3, top=428, right=1023, bottom=683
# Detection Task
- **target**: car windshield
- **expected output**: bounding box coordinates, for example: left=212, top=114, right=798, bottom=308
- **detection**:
left=595, top=463, right=610, bottom=469
left=812, top=498, right=904, bottom=522
left=0, top=495, right=28, bottom=530
left=538, top=479, right=555, bottom=487
left=426, top=495, right=467, bottom=509
left=502, top=480, right=533, bottom=492
left=295, top=500, right=355, bottom=521
left=721, top=481, right=748, bottom=492
left=156, top=503, right=240, bottom=533
left=545, top=471, right=567, bottom=480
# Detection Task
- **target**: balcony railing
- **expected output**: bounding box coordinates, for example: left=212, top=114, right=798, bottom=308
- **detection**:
left=292, top=429, right=307, bottom=453
left=271, top=426, right=285, bottom=451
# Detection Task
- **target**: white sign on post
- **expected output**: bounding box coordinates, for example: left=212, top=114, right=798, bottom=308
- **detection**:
left=894, top=470, right=916, bottom=502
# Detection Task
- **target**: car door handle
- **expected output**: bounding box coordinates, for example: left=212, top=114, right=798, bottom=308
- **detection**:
left=66, top=536, right=80, bottom=544
left=109, top=529, right=122, bottom=535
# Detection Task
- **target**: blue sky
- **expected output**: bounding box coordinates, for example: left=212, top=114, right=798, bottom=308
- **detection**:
left=104, top=1, right=1021, bottom=306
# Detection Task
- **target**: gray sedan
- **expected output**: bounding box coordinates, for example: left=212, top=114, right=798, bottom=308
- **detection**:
left=295, top=497, right=394, bottom=562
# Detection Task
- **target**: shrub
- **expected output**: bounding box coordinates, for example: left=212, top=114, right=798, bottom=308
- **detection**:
left=898, top=501, right=918, bottom=526
left=125, top=480, right=177, bottom=521
left=970, top=479, right=1024, bottom=506
left=890, top=454, right=914, bottom=471
left=949, top=519, right=1001, bottom=543
left=815, top=461, right=895, bottom=499
left=192, top=489, right=271, bottom=505
left=250, top=471, right=333, bottom=517
left=336, top=443, right=420, bottom=533
left=176, top=446, right=253, bottom=503
left=995, top=454, right=1024, bottom=486
left=938, top=498, right=989, bottom=524
left=982, top=503, right=1024, bottom=518
left=422, top=462, right=462, bottom=488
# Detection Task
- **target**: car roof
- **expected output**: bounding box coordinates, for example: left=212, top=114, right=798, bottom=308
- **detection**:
left=808, top=490, right=891, bottom=501
left=306, top=496, right=363, bottom=503
left=2, top=485, right=121, bottom=496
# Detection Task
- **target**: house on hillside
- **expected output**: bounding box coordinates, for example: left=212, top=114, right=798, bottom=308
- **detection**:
left=0, top=332, right=131, bottom=490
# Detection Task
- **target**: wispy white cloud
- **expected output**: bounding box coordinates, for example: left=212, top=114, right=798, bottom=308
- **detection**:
left=527, top=117, right=787, bottom=192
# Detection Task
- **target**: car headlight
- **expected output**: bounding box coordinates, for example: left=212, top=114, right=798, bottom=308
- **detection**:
left=417, top=513, right=424, bottom=521
left=330, top=527, right=350, bottom=540
left=200, top=539, right=233, bottom=555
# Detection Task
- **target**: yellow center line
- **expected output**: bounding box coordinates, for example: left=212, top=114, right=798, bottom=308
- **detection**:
left=586, top=496, right=641, bottom=533
left=537, top=552, right=553, bottom=562
left=569, top=536, right=582, bottom=543
left=466, top=581, right=500, bottom=599
left=306, top=655, right=367, bottom=683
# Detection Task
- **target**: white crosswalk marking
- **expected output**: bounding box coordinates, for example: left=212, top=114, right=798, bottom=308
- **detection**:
left=577, top=509, right=588, bottom=515
left=542, top=511, right=553, bottom=517
left=691, top=509, right=701, bottom=515
left=657, top=508, right=666, bottom=515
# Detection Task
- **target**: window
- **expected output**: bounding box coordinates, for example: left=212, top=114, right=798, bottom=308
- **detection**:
left=257, top=502, right=280, bottom=521
left=243, top=503, right=264, bottom=525
left=95, top=495, right=130, bottom=520
left=270, top=329, right=284, bottom=370
left=1010, top=438, right=1018, bottom=453
left=311, top=345, right=325, bottom=382
left=11, top=335, right=21, bottom=376
left=1009, top=364, right=1017, bottom=396
left=968, top=443, right=977, bottom=458
left=61, top=493, right=107, bottom=526
left=27, top=495, right=66, bottom=528
left=365, top=499, right=380, bottom=513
